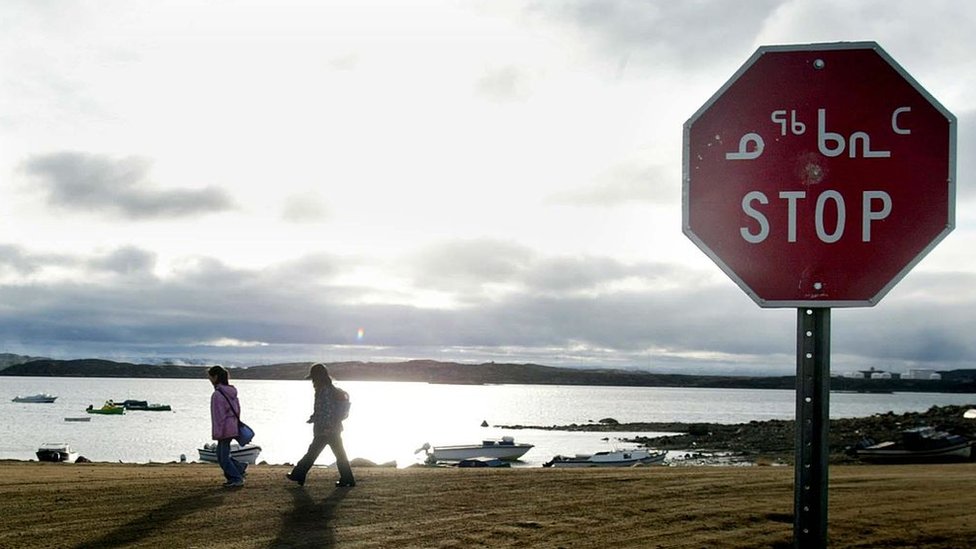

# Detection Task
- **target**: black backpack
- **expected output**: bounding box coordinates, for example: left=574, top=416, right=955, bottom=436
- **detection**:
left=332, top=387, right=351, bottom=421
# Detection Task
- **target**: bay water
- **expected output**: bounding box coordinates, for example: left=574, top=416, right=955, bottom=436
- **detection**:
left=3, top=377, right=974, bottom=468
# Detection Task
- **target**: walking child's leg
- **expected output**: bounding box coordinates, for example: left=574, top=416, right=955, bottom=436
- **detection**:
left=329, top=432, right=355, bottom=484
left=216, top=439, right=243, bottom=483
left=291, top=433, right=329, bottom=481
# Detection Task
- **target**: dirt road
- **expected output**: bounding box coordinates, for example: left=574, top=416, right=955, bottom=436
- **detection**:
left=2, top=461, right=975, bottom=548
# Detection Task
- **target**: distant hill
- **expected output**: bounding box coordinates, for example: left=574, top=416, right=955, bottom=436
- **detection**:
left=0, top=358, right=205, bottom=378
left=0, top=353, right=45, bottom=371
left=3, top=357, right=976, bottom=392
left=233, top=359, right=803, bottom=388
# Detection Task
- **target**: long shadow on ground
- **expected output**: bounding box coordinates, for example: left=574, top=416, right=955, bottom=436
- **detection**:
left=72, top=489, right=227, bottom=549
left=273, top=485, right=351, bottom=548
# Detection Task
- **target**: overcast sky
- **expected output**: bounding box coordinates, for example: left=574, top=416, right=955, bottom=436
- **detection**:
left=1, top=0, right=974, bottom=374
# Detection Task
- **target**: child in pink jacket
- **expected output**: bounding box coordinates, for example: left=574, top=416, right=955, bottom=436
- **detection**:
left=208, top=365, right=247, bottom=487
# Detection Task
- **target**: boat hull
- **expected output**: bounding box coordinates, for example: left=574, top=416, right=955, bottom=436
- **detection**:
left=431, top=443, right=533, bottom=462
left=198, top=444, right=262, bottom=465
left=544, top=451, right=666, bottom=468
left=13, top=395, right=57, bottom=403
left=86, top=407, right=124, bottom=415
left=128, top=404, right=171, bottom=411
left=36, top=444, right=78, bottom=463
left=116, top=400, right=172, bottom=411
left=457, top=457, right=511, bottom=468
left=856, top=441, right=973, bottom=464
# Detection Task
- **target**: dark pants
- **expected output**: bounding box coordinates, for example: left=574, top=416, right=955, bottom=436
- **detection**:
left=216, top=438, right=246, bottom=482
left=291, top=429, right=354, bottom=484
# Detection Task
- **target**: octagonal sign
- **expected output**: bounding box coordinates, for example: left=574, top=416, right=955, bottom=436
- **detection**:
left=683, top=42, right=955, bottom=307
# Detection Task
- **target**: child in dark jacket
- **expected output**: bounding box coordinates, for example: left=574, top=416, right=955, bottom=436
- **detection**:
left=287, top=363, right=355, bottom=487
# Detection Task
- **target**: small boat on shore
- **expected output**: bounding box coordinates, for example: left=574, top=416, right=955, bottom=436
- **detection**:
left=420, top=437, right=534, bottom=462
left=12, top=394, right=57, bottom=403
left=198, top=443, right=262, bottom=464
left=855, top=427, right=974, bottom=464
left=544, top=449, right=667, bottom=468
left=36, top=443, right=78, bottom=463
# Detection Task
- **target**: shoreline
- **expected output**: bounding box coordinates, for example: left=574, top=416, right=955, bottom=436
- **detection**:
left=499, top=403, right=976, bottom=464
left=8, top=403, right=974, bottom=468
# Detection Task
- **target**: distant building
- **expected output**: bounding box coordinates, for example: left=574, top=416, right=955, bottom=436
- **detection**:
left=858, top=367, right=887, bottom=379
left=903, top=369, right=942, bottom=381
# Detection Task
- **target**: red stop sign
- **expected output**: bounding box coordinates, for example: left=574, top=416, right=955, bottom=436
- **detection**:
left=683, top=42, right=956, bottom=308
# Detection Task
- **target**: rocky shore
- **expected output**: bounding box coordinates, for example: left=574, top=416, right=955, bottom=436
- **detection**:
left=498, top=404, right=976, bottom=464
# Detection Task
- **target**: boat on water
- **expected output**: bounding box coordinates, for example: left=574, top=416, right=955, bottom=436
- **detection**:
left=114, top=399, right=172, bottom=411
left=855, top=426, right=974, bottom=464
left=36, top=443, right=78, bottom=463
left=12, top=394, right=58, bottom=403
left=198, top=443, right=262, bottom=464
left=544, top=448, right=667, bottom=468
left=64, top=417, right=92, bottom=422
left=420, top=436, right=534, bottom=462
left=86, top=402, right=125, bottom=415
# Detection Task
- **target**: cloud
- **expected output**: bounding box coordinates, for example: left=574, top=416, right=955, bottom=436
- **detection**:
left=956, top=111, right=976, bottom=201
left=528, top=0, right=785, bottom=73
left=195, top=338, right=270, bottom=348
left=548, top=162, right=677, bottom=206
left=476, top=66, right=531, bottom=101
left=88, top=246, right=157, bottom=276
left=408, top=239, right=535, bottom=294
left=0, top=239, right=973, bottom=374
left=0, top=245, right=77, bottom=275
left=281, top=192, right=330, bottom=223
left=21, top=152, right=235, bottom=219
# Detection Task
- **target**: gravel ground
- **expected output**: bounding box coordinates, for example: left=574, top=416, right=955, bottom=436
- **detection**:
left=3, top=461, right=976, bottom=548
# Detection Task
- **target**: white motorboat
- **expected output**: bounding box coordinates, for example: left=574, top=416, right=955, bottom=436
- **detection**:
left=422, top=436, right=534, bottom=462
left=13, top=393, right=58, bottom=403
left=544, top=449, right=667, bottom=468
left=198, top=443, right=262, bottom=464
left=36, top=443, right=78, bottom=463
left=855, top=427, right=974, bottom=464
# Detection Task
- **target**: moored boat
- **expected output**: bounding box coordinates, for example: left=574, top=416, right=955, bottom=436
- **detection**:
left=142, top=404, right=172, bottom=412
left=198, top=443, right=262, bottom=464
left=86, top=402, right=125, bottom=415
left=855, top=427, right=974, bottom=464
left=36, top=443, right=78, bottom=462
left=422, top=436, right=534, bottom=462
left=12, top=394, right=57, bottom=403
left=544, top=448, right=667, bottom=468
left=114, top=399, right=172, bottom=411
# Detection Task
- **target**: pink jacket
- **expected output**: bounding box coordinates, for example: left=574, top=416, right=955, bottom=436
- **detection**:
left=210, top=384, right=241, bottom=440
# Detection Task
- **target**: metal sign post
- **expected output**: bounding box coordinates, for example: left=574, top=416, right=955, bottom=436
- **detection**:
left=794, top=308, right=830, bottom=547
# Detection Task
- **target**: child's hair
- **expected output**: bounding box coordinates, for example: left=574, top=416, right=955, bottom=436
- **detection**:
left=208, top=364, right=229, bottom=385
